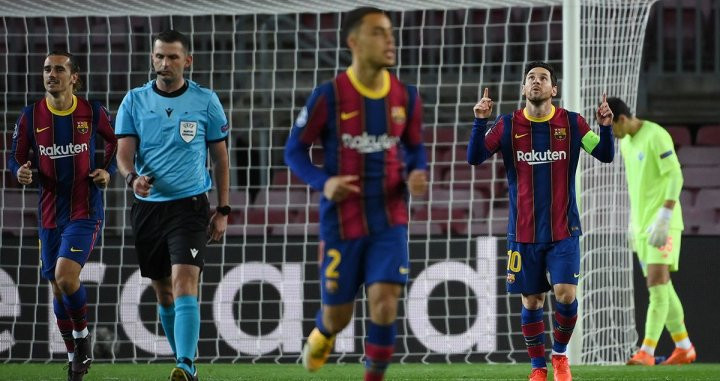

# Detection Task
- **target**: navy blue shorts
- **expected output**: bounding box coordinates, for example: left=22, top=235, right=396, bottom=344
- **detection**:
left=320, top=225, right=409, bottom=305
left=505, top=236, right=580, bottom=295
left=39, top=219, right=103, bottom=280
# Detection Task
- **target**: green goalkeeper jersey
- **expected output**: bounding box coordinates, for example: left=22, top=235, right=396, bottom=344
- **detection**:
left=620, top=120, right=684, bottom=237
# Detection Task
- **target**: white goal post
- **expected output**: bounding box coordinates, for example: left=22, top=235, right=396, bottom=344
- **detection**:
left=0, top=0, right=656, bottom=365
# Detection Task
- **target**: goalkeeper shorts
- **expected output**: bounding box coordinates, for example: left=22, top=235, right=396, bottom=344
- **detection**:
left=636, top=229, right=681, bottom=276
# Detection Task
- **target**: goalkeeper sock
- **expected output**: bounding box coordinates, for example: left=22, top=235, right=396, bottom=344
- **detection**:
left=641, top=283, right=670, bottom=355
left=315, top=309, right=333, bottom=337
left=364, top=321, right=395, bottom=381
left=521, top=306, right=546, bottom=369
left=174, top=295, right=199, bottom=374
left=665, top=281, right=692, bottom=349
left=62, top=284, right=89, bottom=339
left=158, top=303, right=177, bottom=357
left=53, top=297, right=75, bottom=360
left=552, top=299, right=578, bottom=355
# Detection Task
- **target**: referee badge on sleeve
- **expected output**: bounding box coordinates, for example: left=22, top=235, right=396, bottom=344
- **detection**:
left=180, top=121, right=198, bottom=143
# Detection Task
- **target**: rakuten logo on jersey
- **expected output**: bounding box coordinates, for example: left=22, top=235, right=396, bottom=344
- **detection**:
left=38, top=143, right=88, bottom=159
left=516, top=149, right=567, bottom=165
left=341, top=133, right=399, bottom=154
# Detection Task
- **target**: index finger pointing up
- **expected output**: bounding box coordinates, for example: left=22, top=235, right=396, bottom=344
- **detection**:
left=602, top=93, right=607, bottom=104
left=483, top=87, right=489, bottom=99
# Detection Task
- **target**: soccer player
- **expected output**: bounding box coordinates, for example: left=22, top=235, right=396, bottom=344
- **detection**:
left=284, top=7, right=428, bottom=381
left=115, top=30, right=230, bottom=381
left=606, top=97, right=695, bottom=366
left=8, top=50, right=117, bottom=381
left=468, top=62, right=614, bottom=381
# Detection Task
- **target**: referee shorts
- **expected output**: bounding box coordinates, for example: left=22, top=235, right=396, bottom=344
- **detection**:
left=130, top=193, right=210, bottom=280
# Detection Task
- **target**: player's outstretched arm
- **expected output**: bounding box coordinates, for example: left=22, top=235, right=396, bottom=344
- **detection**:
left=468, top=87, right=499, bottom=165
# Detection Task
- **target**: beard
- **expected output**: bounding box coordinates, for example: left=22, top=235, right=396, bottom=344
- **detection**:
left=526, top=91, right=552, bottom=104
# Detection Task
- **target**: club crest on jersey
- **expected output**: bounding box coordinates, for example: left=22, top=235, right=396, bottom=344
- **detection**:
left=391, top=106, right=406, bottom=124
left=553, top=127, right=566, bottom=140
left=76, top=121, right=89, bottom=134
left=180, top=121, right=198, bottom=143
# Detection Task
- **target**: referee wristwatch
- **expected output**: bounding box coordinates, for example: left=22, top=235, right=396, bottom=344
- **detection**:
left=216, top=205, right=232, bottom=216
left=125, top=172, right=139, bottom=187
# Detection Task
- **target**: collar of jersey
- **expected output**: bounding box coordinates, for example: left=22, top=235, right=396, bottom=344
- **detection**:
left=523, top=104, right=555, bottom=123
left=346, top=68, right=390, bottom=99
left=46, top=95, right=77, bottom=116
left=152, top=80, right=189, bottom=98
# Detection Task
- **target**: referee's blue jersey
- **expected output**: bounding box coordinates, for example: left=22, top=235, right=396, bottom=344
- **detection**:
left=115, top=80, right=228, bottom=201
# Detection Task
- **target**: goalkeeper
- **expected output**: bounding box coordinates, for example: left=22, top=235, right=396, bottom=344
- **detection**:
left=607, top=98, right=696, bottom=366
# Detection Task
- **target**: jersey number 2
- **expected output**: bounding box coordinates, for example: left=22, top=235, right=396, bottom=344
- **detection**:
left=325, top=249, right=341, bottom=279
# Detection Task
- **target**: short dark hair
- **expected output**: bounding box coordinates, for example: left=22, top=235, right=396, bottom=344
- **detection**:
left=46, top=50, right=83, bottom=92
left=606, top=97, right=632, bottom=122
left=341, top=7, right=386, bottom=47
left=154, top=29, right=191, bottom=53
left=524, top=61, right=558, bottom=87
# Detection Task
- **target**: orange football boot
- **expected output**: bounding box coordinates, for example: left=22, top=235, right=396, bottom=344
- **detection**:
left=661, top=345, right=696, bottom=365
left=627, top=349, right=655, bottom=366
left=528, top=367, right=548, bottom=381
left=551, top=355, right=572, bottom=381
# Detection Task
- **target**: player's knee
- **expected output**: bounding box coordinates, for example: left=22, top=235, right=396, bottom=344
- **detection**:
left=155, top=289, right=174, bottom=306
left=555, top=293, right=576, bottom=304
left=54, top=273, right=79, bottom=295
left=370, top=297, right=398, bottom=324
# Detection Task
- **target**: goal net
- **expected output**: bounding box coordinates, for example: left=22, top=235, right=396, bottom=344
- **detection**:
left=0, top=0, right=655, bottom=365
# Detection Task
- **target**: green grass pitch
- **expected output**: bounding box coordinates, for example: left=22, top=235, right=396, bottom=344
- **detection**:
left=1, top=363, right=719, bottom=380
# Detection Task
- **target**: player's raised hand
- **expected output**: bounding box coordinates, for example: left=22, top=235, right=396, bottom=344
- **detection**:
left=133, top=175, right=154, bottom=197
left=16, top=161, right=32, bottom=185
left=323, top=175, right=361, bottom=202
left=89, top=168, right=110, bottom=188
left=596, top=93, right=613, bottom=126
left=473, top=87, right=494, bottom=119
left=407, top=169, right=428, bottom=197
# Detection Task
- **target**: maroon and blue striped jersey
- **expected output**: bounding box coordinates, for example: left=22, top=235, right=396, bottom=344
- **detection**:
left=8, top=96, right=117, bottom=229
left=285, top=69, right=427, bottom=241
left=468, top=106, right=614, bottom=243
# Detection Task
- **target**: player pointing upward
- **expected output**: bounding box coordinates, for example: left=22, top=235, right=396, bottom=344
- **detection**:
left=468, top=62, right=614, bottom=381
left=285, top=7, right=428, bottom=381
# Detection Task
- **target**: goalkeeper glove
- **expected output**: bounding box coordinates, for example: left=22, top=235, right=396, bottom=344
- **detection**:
left=646, top=207, right=672, bottom=248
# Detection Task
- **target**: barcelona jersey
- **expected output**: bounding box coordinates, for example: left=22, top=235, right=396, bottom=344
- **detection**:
left=8, top=95, right=117, bottom=228
left=468, top=105, right=614, bottom=243
left=285, top=68, right=427, bottom=241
